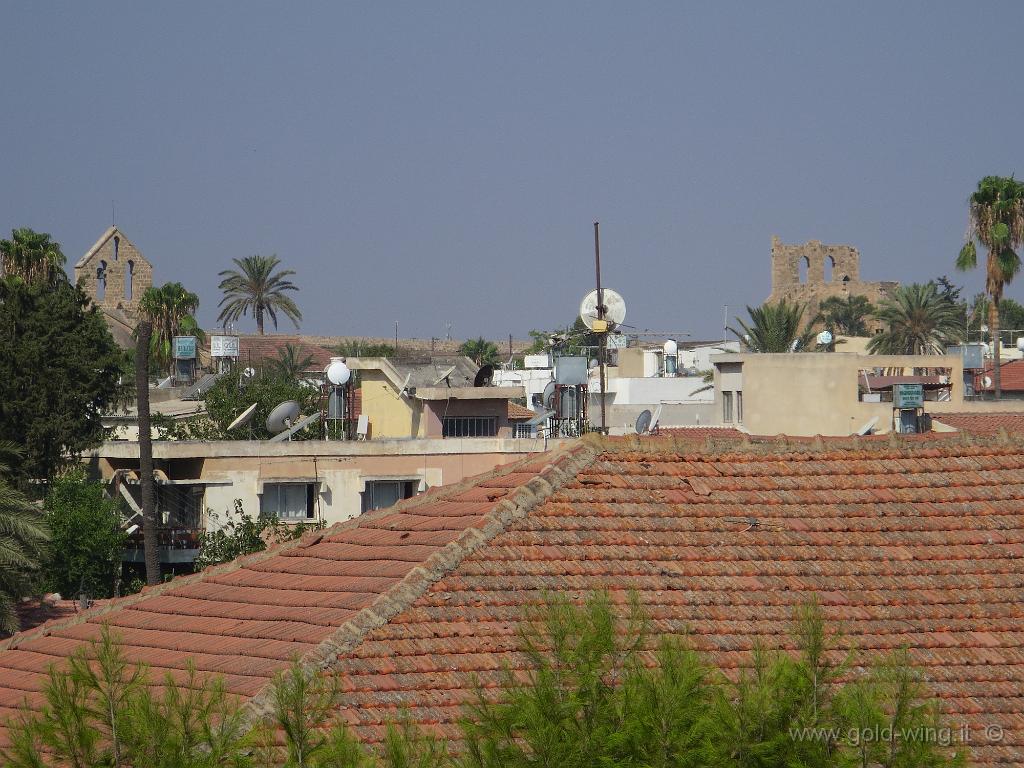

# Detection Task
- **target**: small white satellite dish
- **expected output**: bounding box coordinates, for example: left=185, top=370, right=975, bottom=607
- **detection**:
left=325, top=358, right=351, bottom=386
left=243, top=367, right=256, bottom=378
left=817, top=330, right=833, bottom=346
left=398, top=372, right=413, bottom=399
left=227, top=402, right=258, bottom=431
left=650, top=403, right=663, bottom=433
left=854, top=416, right=879, bottom=436
left=433, top=365, right=457, bottom=386
left=266, top=400, right=301, bottom=434
left=983, top=375, right=993, bottom=388
left=579, top=288, right=627, bottom=330
left=542, top=381, right=556, bottom=410
left=635, top=409, right=653, bottom=434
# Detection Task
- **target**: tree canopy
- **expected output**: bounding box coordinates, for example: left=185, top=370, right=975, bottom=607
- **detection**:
left=0, top=443, right=49, bottom=635
left=814, top=295, right=875, bottom=336
left=0, top=227, right=66, bottom=285
left=459, top=337, right=501, bottom=366
left=138, top=282, right=202, bottom=376
left=43, top=469, right=127, bottom=601
left=203, top=372, right=320, bottom=440
left=867, top=283, right=964, bottom=355
left=0, top=268, right=124, bottom=483
left=956, top=175, right=1024, bottom=396
left=217, top=255, right=302, bottom=335
left=729, top=299, right=816, bottom=353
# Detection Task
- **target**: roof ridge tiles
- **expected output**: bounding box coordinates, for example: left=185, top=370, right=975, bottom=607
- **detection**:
left=0, top=446, right=553, bottom=654
left=238, top=440, right=599, bottom=725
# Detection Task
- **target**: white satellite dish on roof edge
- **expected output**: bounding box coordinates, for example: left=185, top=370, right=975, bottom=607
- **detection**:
left=432, top=365, right=457, bottom=386
left=983, top=375, right=993, bottom=389
left=635, top=409, right=652, bottom=434
left=228, top=402, right=258, bottom=431
left=854, top=416, right=879, bottom=436
left=817, top=330, right=833, bottom=346
left=579, top=288, right=626, bottom=330
left=650, top=404, right=663, bottom=433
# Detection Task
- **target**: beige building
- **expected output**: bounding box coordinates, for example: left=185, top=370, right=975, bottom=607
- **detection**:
left=712, top=351, right=1024, bottom=436
left=349, top=356, right=525, bottom=439
left=74, top=227, right=153, bottom=346
left=767, top=236, right=897, bottom=332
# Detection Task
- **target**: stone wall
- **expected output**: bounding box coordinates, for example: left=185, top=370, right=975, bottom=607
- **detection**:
left=766, top=236, right=897, bottom=332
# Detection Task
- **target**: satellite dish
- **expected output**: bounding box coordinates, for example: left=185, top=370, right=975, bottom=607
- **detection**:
left=265, top=400, right=301, bottom=434
left=227, top=402, right=258, bottom=431
left=635, top=409, right=653, bottom=434
left=243, top=367, right=256, bottom=378
left=588, top=358, right=599, bottom=369
left=542, top=381, right=556, bottom=410
left=854, top=416, right=879, bottom=436
left=983, top=375, right=993, bottom=388
left=269, top=412, right=322, bottom=442
left=433, top=365, right=457, bottom=386
left=398, top=372, right=413, bottom=399
left=325, top=358, right=351, bottom=386
left=817, top=330, right=833, bottom=346
left=579, top=288, right=627, bottom=330
left=474, top=364, right=494, bottom=387
left=650, top=403, right=663, bottom=433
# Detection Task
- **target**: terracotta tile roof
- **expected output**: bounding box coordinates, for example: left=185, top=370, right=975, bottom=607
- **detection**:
left=975, top=359, right=1024, bottom=392
left=506, top=402, right=536, bottom=421
left=933, top=412, right=1024, bottom=435
left=1, top=435, right=1023, bottom=766
left=656, top=426, right=745, bottom=438
left=235, top=335, right=335, bottom=369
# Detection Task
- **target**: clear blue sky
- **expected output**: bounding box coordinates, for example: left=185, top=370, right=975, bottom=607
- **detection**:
left=3, top=2, right=1022, bottom=341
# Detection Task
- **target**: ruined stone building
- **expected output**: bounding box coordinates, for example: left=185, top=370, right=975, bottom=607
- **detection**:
left=74, top=227, right=153, bottom=347
left=766, top=236, right=897, bottom=333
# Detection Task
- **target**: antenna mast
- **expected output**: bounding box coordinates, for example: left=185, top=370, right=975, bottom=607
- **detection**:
left=594, top=221, right=606, bottom=433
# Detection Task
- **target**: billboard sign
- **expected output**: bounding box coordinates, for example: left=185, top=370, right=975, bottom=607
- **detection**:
left=210, top=335, right=240, bottom=357
left=172, top=336, right=197, bottom=360
left=894, top=383, right=923, bottom=409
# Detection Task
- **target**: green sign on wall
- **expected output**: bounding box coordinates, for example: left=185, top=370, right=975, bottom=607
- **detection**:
left=173, top=335, right=197, bottom=360
left=894, top=383, right=923, bottom=409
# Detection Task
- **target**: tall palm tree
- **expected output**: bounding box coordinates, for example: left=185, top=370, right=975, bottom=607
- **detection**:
left=728, top=300, right=816, bottom=353
left=0, top=228, right=66, bottom=285
left=217, top=255, right=302, bottom=335
left=0, top=442, right=50, bottom=634
left=459, top=337, right=501, bottom=366
left=813, top=295, right=875, bottom=336
left=138, top=282, right=202, bottom=376
left=956, top=176, right=1024, bottom=398
left=267, top=344, right=315, bottom=380
left=867, top=283, right=964, bottom=355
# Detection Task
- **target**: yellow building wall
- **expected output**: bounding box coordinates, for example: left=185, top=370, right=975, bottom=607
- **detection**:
left=358, top=372, right=424, bottom=438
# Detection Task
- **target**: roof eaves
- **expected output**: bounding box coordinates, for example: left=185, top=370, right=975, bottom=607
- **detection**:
left=240, top=440, right=599, bottom=724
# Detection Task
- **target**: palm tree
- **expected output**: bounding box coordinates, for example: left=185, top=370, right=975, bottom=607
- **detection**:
left=217, top=255, right=302, bottom=335
left=867, top=283, right=964, bottom=355
left=0, top=442, right=50, bottom=634
left=813, top=295, right=875, bottom=336
left=133, top=322, right=160, bottom=586
left=138, top=282, right=202, bottom=376
left=728, top=300, right=816, bottom=353
left=0, top=228, right=66, bottom=285
left=267, top=344, right=315, bottom=380
left=459, top=337, right=501, bottom=366
left=956, top=176, right=1024, bottom=398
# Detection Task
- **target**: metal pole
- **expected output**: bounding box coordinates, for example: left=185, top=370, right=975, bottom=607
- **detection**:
left=594, top=221, right=606, bottom=433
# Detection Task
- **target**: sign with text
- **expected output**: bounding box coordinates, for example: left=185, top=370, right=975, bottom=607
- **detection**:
left=894, top=383, right=923, bottom=409
left=210, top=335, right=240, bottom=357
left=172, top=336, right=197, bottom=360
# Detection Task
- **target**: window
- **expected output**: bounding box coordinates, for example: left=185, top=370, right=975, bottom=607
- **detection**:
left=736, top=391, right=743, bottom=424
left=260, top=483, right=315, bottom=520
left=512, top=423, right=535, bottom=439
left=443, top=416, right=496, bottom=437
left=362, top=480, right=418, bottom=513
left=96, top=260, right=107, bottom=300
left=125, top=259, right=134, bottom=300
left=722, top=391, right=734, bottom=423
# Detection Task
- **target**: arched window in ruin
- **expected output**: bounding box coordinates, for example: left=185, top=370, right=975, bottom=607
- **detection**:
left=113, top=236, right=119, bottom=261
left=824, top=255, right=834, bottom=283
left=799, top=255, right=809, bottom=284
left=96, top=260, right=107, bottom=301
left=125, top=259, right=134, bottom=301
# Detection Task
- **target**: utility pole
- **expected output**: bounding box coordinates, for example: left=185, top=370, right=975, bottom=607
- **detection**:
left=394, top=321, right=399, bottom=353
left=594, top=221, right=607, bottom=434
left=509, top=333, right=513, bottom=361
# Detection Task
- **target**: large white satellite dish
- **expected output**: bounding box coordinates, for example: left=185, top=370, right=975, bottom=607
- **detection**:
left=325, top=358, right=351, bottom=386
left=579, top=288, right=626, bottom=330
